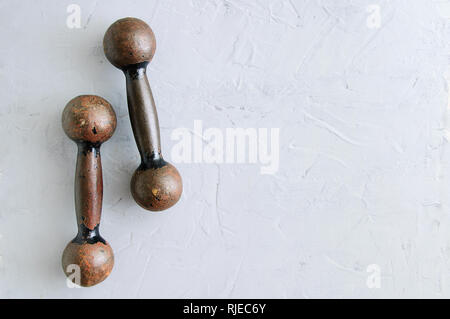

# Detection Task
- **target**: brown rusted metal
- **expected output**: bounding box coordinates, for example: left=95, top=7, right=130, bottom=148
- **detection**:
left=131, top=162, right=183, bottom=211
left=61, top=95, right=116, bottom=287
left=103, top=17, right=182, bottom=212
left=61, top=242, right=114, bottom=287
left=103, top=17, right=156, bottom=69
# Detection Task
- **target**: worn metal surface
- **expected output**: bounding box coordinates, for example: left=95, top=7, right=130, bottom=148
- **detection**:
left=62, top=241, right=114, bottom=288
left=103, top=17, right=156, bottom=69
left=131, top=161, right=183, bottom=211
left=125, top=64, right=162, bottom=164
left=62, top=95, right=116, bottom=145
left=61, top=95, right=116, bottom=287
left=103, top=17, right=182, bottom=212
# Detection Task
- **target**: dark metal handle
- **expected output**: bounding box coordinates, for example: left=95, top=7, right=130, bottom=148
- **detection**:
left=74, top=143, right=104, bottom=243
left=124, top=63, right=162, bottom=163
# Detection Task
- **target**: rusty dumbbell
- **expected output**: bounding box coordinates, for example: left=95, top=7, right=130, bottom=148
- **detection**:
left=103, top=17, right=182, bottom=212
left=61, top=95, right=116, bottom=287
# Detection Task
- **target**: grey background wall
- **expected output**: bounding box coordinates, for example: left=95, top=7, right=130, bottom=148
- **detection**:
left=1, top=0, right=450, bottom=298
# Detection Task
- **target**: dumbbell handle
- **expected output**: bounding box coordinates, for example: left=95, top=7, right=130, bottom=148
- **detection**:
left=125, top=63, right=163, bottom=165
left=74, top=143, right=103, bottom=239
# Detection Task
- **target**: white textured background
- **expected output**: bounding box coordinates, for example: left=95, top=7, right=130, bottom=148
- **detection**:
left=2, top=0, right=450, bottom=298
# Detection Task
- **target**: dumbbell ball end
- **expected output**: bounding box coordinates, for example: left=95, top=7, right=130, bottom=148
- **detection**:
left=62, top=241, right=114, bottom=287
left=131, top=161, right=182, bottom=212
left=103, top=17, right=156, bottom=70
left=62, top=95, right=116, bottom=144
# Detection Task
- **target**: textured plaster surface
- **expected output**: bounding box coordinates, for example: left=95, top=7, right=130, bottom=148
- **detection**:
left=2, top=0, right=450, bottom=298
